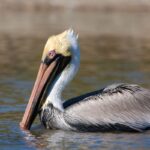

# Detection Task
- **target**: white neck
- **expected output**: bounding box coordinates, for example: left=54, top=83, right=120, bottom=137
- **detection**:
left=45, top=38, right=80, bottom=111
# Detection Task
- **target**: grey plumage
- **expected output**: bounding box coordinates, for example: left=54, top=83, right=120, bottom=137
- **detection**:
left=40, top=83, right=150, bottom=132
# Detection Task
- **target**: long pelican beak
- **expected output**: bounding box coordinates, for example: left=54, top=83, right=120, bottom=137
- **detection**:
left=20, top=51, right=71, bottom=130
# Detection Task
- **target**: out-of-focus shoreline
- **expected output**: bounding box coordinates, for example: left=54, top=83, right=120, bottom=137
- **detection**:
left=1, top=0, right=150, bottom=12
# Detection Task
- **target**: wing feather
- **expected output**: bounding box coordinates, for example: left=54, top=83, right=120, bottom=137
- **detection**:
left=63, top=83, right=150, bottom=131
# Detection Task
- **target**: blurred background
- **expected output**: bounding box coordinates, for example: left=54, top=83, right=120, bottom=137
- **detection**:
left=0, top=0, right=150, bottom=150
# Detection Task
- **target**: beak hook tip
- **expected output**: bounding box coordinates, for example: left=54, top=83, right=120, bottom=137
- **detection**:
left=19, top=122, right=30, bottom=130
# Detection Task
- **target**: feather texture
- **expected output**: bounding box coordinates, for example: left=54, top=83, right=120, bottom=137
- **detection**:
left=40, top=83, right=150, bottom=132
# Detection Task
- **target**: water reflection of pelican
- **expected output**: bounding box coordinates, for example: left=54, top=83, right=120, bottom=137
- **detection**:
left=23, top=129, right=150, bottom=150
left=23, top=129, right=105, bottom=150
left=20, top=29, right=150, bottom=132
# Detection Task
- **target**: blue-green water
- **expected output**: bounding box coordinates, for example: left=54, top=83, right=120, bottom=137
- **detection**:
left=0, top=11, right=150, bottom=150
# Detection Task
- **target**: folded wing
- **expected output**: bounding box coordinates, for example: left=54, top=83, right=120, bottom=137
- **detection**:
left=64, top=83, right=150, bottom=132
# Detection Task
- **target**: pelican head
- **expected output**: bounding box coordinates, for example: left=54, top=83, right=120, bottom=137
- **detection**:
left=20, top=29, right=79, bottom=130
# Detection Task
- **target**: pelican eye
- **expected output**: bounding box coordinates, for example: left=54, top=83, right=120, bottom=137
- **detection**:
left=43, top=50, right=57, bottom=65
left=48, top=50, right=56, bottom=58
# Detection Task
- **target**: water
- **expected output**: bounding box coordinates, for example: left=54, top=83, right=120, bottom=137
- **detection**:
left=0, top=10, right=150, bottom=150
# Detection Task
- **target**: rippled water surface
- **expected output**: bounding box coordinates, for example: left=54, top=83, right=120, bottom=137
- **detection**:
left=0, top=11, right=150, bottom=150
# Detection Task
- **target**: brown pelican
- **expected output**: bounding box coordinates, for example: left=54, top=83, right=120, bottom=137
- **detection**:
left=20, top=29, right=150, bottom=132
